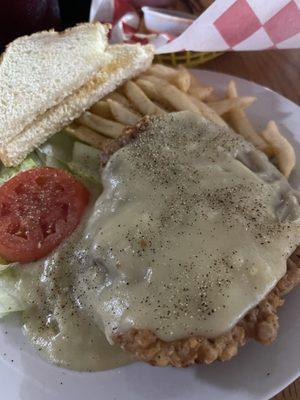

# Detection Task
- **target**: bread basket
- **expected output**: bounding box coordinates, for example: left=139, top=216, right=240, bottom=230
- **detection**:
left=154, top=50, right=222, bottom=66
left=146, top=1, right=221, bottom=66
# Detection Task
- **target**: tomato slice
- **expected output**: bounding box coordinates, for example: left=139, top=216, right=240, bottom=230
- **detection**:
left=0, top=167, right=90, bottom=263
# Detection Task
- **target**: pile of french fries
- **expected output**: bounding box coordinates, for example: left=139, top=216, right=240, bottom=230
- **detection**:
left=66, top=64, right=295, bottom=178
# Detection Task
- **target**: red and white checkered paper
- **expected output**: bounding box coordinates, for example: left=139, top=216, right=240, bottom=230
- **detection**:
left=90, top=0, right=300, bottom=53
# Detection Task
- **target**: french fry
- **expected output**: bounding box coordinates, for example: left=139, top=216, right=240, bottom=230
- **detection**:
left=207, top=96, right=256, bottom=115
left=142, top=74, right=227, bottom=126
left=66, top=66, right=293, bottom=181
left=140, top=74, right=168, bottom=87
left=65, top=124, right=110, bottom=150
left=226, top=80, right=272, bottom=155
left=188, top=74, right=213, bottom=101
left=135, top=79, right=173, bottom=111
left=107, top=99, right=141, bottom=125
left=148, top=64, right=178, bottom=79
left=78, top=111, right=125, bottom=139
left=162, top=84, right=200, bottom=112
left=124, top=81, right=166, bottom=116
left=141, top=75, right=199, bottom=113
left=104, top=91, right=132, bottom=108
left=261, top=121, right=295, bottom=178
left=90, top=101, right=112, bottom=119
left=135, top=79, right=161, bottom=102
left=172, top=66, right=191, bottom=92
left=149, top=64, right=190, bottom=92
left=191, top=96, right=228, bottom=127
left=205, top=93, right=221, bottom=102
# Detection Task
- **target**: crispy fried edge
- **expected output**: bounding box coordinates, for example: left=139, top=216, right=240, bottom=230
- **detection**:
left=99, top=116, right=300, bottom=367
left=113, top=251, right=300, bottom=368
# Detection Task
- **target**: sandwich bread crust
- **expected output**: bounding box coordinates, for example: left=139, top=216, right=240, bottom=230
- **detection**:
left=0, top=44, right=154, bottom=166
left=0, top=23, right=109, bottom=145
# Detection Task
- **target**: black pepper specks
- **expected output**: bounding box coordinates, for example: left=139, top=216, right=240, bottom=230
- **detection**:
left=19, top=112, right=300, bottom=353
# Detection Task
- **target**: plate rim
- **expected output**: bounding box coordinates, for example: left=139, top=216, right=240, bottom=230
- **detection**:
left=0, top=69, right=299, bottom=400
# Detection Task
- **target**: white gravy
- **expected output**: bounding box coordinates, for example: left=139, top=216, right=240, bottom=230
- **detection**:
left=17, top=111, right=300, bottom=370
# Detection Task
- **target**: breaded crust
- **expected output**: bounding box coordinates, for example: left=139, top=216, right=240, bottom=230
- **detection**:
left=100, top=116, right=151, bottom=167
left=100, top=116, right=300, bottom=367
left=114, top=253, right=300, bottom=367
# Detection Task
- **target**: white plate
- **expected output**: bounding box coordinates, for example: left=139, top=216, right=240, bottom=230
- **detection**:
left=0, top=70, right=300, bottom=400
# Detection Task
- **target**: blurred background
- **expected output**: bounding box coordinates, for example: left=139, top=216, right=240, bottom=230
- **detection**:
left=0, top=0, right=210, bottom=51
left=0, top=0, right=92, bottom=51
left=0, top=0, right=298, bottom=104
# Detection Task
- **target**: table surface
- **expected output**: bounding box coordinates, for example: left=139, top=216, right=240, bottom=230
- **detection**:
left=202, top=49, right=300, bottom=400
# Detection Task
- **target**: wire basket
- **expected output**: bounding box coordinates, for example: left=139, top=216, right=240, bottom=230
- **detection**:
left=154, top=51, right=222, bottom=67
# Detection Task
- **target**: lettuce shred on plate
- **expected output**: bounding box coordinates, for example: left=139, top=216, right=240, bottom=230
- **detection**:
left=0, top=132, right=101, bottom=318
left=0, top=268, right=26, bottom=318
left=37, top=131, right=101, bottom=184
left=0, top=157, right=38, bottom=317
left=0, top=157, right=37, bottom=186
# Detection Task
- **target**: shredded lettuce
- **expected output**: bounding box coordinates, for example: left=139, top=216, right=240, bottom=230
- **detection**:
left=72, top=140, right=100, bottom=167
left=0, top=258, right=10, bottom=272
left=0, top=157, right=40, bottom=267
left=68, top=141, right=101, bottom=183
left=0, top=132, right=101, bottom=186
left=0, top=157, right=38, bottom=185
left=0, top=269, right=27, bottom=318
left=36, top=132, right=74, bottom=164
left=0, top=132, right=102, bottom=318
left=0, top=158, right=35, bottom=316
left=38, top=132, right=101, bottom=184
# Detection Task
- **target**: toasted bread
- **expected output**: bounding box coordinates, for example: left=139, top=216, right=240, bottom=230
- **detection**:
left=0, top=44, right=154, bottom=166
left=0, top=23, right=109, bottom=145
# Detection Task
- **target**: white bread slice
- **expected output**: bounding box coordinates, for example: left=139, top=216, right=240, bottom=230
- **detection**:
left=0, top=23, right=109, bottom=145
left=0, top=44, right=154, bottom=166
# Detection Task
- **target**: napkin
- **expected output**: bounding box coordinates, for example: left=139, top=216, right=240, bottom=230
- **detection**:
left=90, top=0, right=300, bottom=53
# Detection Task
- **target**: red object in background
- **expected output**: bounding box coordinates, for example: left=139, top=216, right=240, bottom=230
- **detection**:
left=0, top=0, right=61, bottom=50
